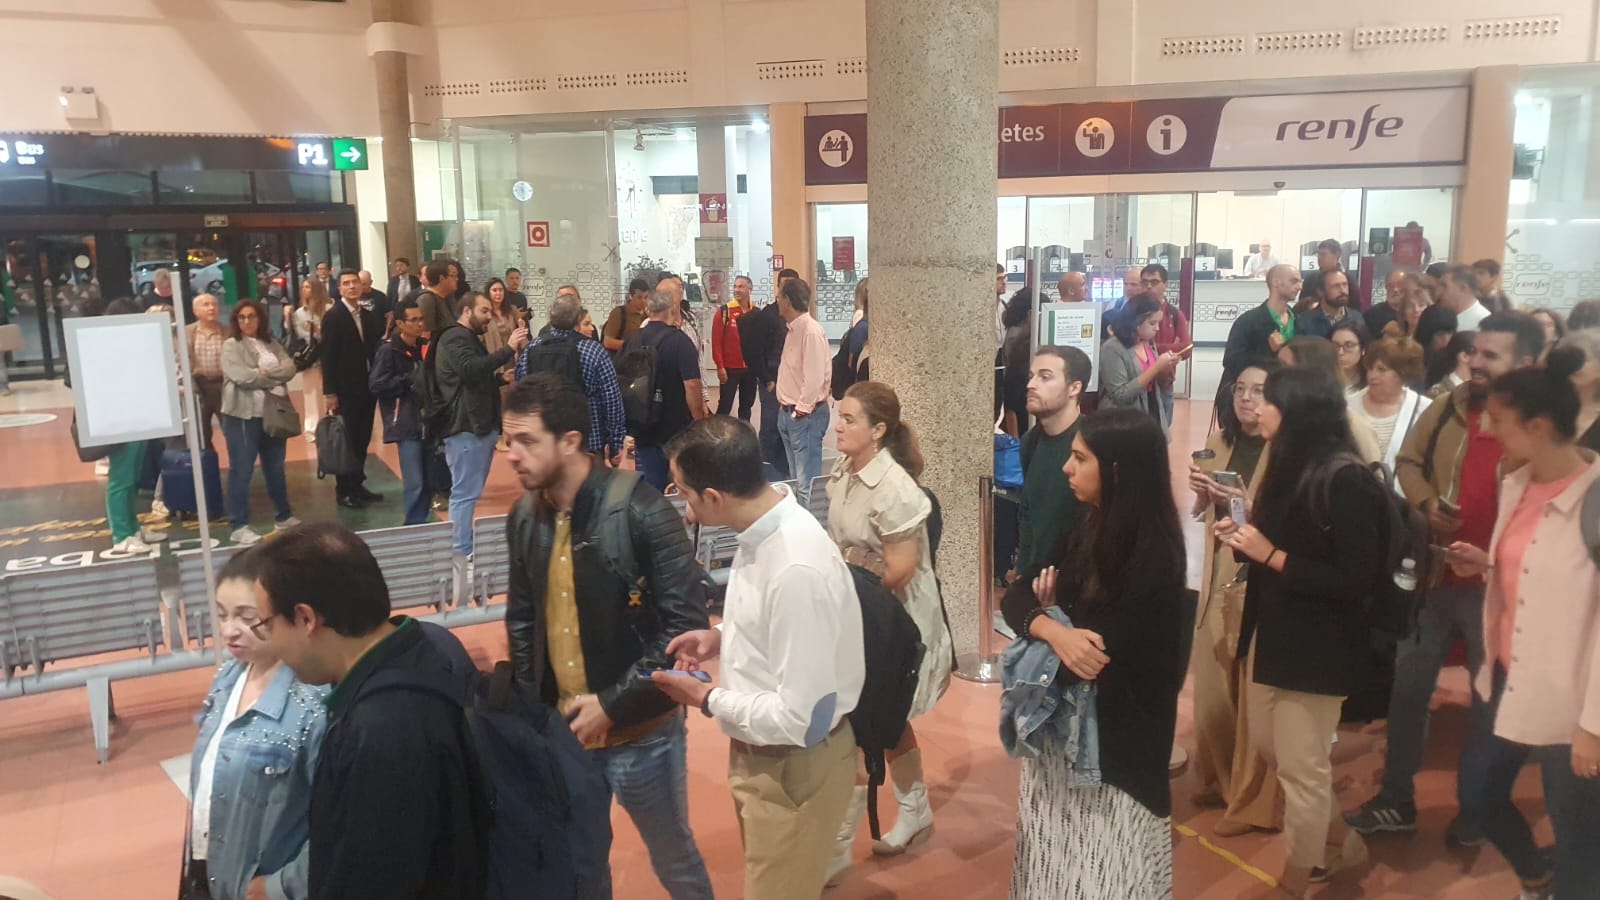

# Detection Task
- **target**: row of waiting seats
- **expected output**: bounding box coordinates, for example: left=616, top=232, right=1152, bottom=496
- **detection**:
left=0, top=475, right=834, bottom=762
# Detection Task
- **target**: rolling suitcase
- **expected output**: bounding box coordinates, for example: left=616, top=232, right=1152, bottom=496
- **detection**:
left=163, top=447, right=224, bottom=519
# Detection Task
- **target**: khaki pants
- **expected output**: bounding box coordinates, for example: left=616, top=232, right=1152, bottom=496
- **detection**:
left=1192, top=590, right=1282, bottom=831
left=728, top=722, right=857, bottom=900
left=1244, top=650, right=1345, bottom=869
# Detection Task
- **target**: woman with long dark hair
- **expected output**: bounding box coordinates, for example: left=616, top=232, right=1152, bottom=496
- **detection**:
left=1000, top=288, right=1035, bottom=434
left=1003, top=408, right=1187, bottom=898
left=1447, top=347, right=1600, bottom=900
left=1215, top=368, right=1385, bottom=895
left=1188, top=357, right=1284, bottom=837
left=1330, top=321, right=1369, bottom=395
left=1099, top=294, right=1179, bottom=436
left=824, top=381, right=953, bottom=883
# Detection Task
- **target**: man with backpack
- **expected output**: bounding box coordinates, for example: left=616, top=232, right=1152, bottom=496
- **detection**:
left=618, top=287, right=707, bottom=491
left=1345, top=312, right=1546, bottom=846
left=653, top=416, right=865, bottom=900
left=502, top=374, right=714, bottom=900
left=436, top=289, right=530, bottom=603
left=251, top=523, right=489, bottom=899
left=516, top=294, right=626, bottom=466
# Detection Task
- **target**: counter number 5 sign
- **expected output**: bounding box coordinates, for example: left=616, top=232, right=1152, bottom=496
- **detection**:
left=527, top=221, right=550, bottom=248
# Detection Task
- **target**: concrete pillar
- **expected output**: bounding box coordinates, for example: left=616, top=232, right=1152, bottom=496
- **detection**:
left=370, top=0, right=420, bottom=266
left=1456, top=66, right=1518, bottom=266
left=768, top=103, right=811, bottom=288
left=866, top=0, right=999, bottom=656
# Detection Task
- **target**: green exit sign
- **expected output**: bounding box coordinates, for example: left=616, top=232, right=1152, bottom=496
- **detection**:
left=332, top=138, right=368, bottom=171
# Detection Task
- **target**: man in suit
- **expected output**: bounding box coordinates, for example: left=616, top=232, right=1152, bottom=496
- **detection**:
left=314, top=261, right=335, bottom=299
left=387, top=257, right=421, bottom=307
left=322, top=269, right=386, bottom=508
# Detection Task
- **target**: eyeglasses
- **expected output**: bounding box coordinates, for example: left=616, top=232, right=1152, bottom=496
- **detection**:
left=1232, top=384, right=1266, bottom=399
left=218, top=608, right=276, bottom=639
left=1333, top=341, right=1362, bottom=353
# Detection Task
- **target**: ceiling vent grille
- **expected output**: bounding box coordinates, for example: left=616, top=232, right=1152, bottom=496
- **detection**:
left=1463, top=16, right=1562, bottom=40
left=421, top=81, right=481, bottom=97
left=1255, top=30, right=1345, bottom=52
left=1002, top=46, right=1081, bottom=66
left=1353, top=25, right=1450, bottom=49
left=486, top=77, right=546, bottom=95
left=756, top=59, right=826, bottom=81
left=1160, top=35, right=1246, bottom=57
left=556, top=73, right=619, bottom=91
left=625, top=69, right=689, bottom=87
left=836, top=57, right=866, bottom=76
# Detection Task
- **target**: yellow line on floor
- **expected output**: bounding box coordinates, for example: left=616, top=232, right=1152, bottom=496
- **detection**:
left=1173, top=822, right=1279, bottom=888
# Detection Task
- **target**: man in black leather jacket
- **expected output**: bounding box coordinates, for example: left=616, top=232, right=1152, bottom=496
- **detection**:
left=501, top=373, right=714, bottom=900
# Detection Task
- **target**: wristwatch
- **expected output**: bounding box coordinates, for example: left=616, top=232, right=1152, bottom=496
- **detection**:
left=700, top=688, right=716, bottom=718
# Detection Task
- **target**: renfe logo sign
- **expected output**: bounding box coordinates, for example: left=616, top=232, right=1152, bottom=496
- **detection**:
left=1212, top=88, right=1468, bottom=169
left=804, top=86, right=1468, bottom=185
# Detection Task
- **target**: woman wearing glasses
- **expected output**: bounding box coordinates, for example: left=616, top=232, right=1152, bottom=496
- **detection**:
left=182, top=548, right=327, bottom=900
left=1329, top=322, right=1369, bottom=396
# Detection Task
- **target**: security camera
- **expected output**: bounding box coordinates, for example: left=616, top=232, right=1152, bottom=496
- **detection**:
left=1272, top=180, right=1286, bottom=190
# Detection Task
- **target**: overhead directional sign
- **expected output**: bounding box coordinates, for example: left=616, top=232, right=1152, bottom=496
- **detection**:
left=332, top=138, right=368, bottom=171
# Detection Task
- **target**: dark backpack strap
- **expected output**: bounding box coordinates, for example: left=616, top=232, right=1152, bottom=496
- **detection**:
left=591, top=470, right=642, bottom=584
left=1419, top=394, right=1456, bottom=486
left=1019, top=426, right=1043, bottom=474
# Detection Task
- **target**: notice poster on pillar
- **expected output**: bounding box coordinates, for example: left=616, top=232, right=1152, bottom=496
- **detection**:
left=832, top=237, right=856, bottom=272
left=699, top=193, right=728, bottom=225
left=1042, top=302, right=1103, bottom=386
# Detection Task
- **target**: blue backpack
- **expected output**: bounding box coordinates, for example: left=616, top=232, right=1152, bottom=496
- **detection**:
left=378, top=626, right=614, bottom=900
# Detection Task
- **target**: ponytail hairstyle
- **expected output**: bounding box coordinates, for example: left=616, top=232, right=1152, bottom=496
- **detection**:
left=1489, top=346, right=1584, bottom=442
left=843, top=381, right=924, bottom=481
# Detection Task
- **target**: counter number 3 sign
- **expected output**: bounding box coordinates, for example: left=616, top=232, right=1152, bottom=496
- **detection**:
left=527, top=221, right=550, bottom=248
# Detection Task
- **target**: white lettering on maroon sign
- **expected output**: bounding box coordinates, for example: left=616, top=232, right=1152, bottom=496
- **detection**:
left=1211, top=87, right=1467, bottom=169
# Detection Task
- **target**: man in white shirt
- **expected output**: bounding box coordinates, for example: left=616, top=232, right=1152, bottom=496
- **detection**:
left=1244, top=240, right=1279, bottom=278
left=1438, top=263, right=1492, bottom=331
left=652, top=417, right=864, bottom=900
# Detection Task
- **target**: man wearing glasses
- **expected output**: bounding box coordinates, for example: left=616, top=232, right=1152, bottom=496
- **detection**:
left=368, top=297, right=432, bottom=525
left=1142, top=263, right=1191, bottom=425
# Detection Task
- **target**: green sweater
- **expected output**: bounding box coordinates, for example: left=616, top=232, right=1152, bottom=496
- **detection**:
left=1017, top=418, right=1086, bottom=574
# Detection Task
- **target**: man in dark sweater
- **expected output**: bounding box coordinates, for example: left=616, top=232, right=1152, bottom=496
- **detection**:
left=1222, top=264, right=1302, bottom=384
left=1013, top=346, right=1092, bottom=580
left=437, top=288, right=529, bottom=603
left=255, top=523, right=487, bottom=900
left=737, top=268, right=797, bottom=479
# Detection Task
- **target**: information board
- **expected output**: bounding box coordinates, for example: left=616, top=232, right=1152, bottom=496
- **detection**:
left=65, top=316, right=183, bottom=447
left=1037, top=302, right=1104, bottom=388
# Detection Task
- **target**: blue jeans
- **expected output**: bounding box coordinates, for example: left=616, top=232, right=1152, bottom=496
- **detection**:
left=395, top=439, right=432, bottom=526
left=636, top=446, right=671, bottom=492
left=1159, top=388, right=1174, bottom=425
left=443, top=430, right=498, bottom=557
left=221, top=415, right=291, bottom=530
left=589, top=713, right=713, bottom=900
left=776, top=402, right=829, bottom=508
left=758, top=381, right=790, bottom=480
left=1378, top=580, right=1487, bottom=807
left=1461, top=665, right=1600, bottom=894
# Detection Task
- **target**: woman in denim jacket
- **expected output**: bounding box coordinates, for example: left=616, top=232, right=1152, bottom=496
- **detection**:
left=181, top=547, right=327, bottom=900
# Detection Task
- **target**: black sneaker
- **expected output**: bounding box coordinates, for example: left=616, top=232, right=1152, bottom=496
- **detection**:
left=1445, top=814, right=1487, bottom=849
left=1344, top=798, right=1418, bottom=835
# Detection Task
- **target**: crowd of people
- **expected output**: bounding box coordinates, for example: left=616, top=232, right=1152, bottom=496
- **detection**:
left=69, top=241, right=1591, bottom=900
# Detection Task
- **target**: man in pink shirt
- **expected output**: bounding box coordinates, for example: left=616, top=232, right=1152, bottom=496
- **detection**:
left=774, top=278, right=832, bottom=507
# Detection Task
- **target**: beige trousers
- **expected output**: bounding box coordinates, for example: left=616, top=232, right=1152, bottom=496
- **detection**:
left=728, top=722, right=858, bottom=900
left=1192, top=591, right=1283, bottom=831
left=1244, top=650, right=1345, bottom=869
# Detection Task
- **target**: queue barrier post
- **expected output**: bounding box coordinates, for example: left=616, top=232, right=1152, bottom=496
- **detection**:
left=954, top=474, right=1000, bottom=684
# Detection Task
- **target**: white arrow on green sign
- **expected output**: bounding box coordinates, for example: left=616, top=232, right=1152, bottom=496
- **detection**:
left=332, top=138, right=369, bottom=171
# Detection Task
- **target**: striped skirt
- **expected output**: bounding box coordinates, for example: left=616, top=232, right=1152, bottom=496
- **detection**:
left=1010, top=742, right=1174, bottom=899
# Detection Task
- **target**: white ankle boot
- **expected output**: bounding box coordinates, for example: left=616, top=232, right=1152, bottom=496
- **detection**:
left=871, top=749, right=934, bottom=856
left=825, top=785, right=869, bottom=887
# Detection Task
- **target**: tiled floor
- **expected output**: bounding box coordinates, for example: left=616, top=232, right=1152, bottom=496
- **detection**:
left=0, top=381, right=1549, bottom=898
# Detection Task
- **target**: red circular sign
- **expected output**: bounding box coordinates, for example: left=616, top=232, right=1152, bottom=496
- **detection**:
left=527, top=221, right=550, bottom=247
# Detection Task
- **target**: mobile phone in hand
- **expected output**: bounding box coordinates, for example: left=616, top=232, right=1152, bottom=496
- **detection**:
left=647, top=668, right=711, bottom=683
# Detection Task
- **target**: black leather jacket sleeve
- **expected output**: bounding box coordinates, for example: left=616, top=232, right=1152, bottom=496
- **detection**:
left=505, top=495, right=546, bottom=688
left=593, top=481, right=710, bottom=725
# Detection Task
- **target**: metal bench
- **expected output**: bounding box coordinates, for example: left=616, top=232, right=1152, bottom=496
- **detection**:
left=807, top=475, right=831, bottom=530
left=363, top=521, right=457, bottom=613
left=471, top=514, right=509, bottom=605
left=173, top=544, right=246, bottom=648
left=0, top=556, right=166, bottom=763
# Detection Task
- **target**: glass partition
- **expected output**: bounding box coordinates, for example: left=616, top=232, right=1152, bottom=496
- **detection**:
left=815, top=202, right=868, bottom=339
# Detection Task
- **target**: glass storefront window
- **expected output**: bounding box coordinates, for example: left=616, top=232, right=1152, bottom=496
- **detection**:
left=1504, top=65, right=1600, bottom=316
left=52, top=170, right=154, bottom=206
left=254, top=171, right=337, bottom=204
left=0, top=171, right=48, bottom=206
left=158, top=170, right=251, bottom=204
left=815, top=202, right=868, bottom=339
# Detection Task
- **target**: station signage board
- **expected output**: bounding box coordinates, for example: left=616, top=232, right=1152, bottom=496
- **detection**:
left=0, top=133, right=374, bottom=172
left=805, top=87, right=1468, bottom=185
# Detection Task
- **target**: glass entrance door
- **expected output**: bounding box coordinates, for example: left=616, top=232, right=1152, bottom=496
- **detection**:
left=37, top=234, right=102, bottom=378
left=1, top=236, right=45, bottom=378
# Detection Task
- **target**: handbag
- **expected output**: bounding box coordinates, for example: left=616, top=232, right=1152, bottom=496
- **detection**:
left=262, top=392, right=300, bottom=439
left=290, top=333, right=321, bottom=372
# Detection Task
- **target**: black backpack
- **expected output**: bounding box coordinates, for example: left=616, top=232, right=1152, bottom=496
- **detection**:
left=367, top=626, right=615, bottom=900
left=1310, top=457, right=1430, bottom=644
left=846, top=564, right=925, bottom=840
left=521, top=332, right=585, bottom=392
left=617, top=327, right=668, bottom=434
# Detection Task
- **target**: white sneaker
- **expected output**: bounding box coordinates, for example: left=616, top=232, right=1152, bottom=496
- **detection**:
left=139, top=526, right=168, bottom=543
left=112, top=536, right=151, bottom=554
left=274, top=516, right=301, bottom=532
left=231, top=527, right=262, bottom=546
left=150, top=499, right=169, bottom=518
left=94, top=459, right=110, bottom=477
